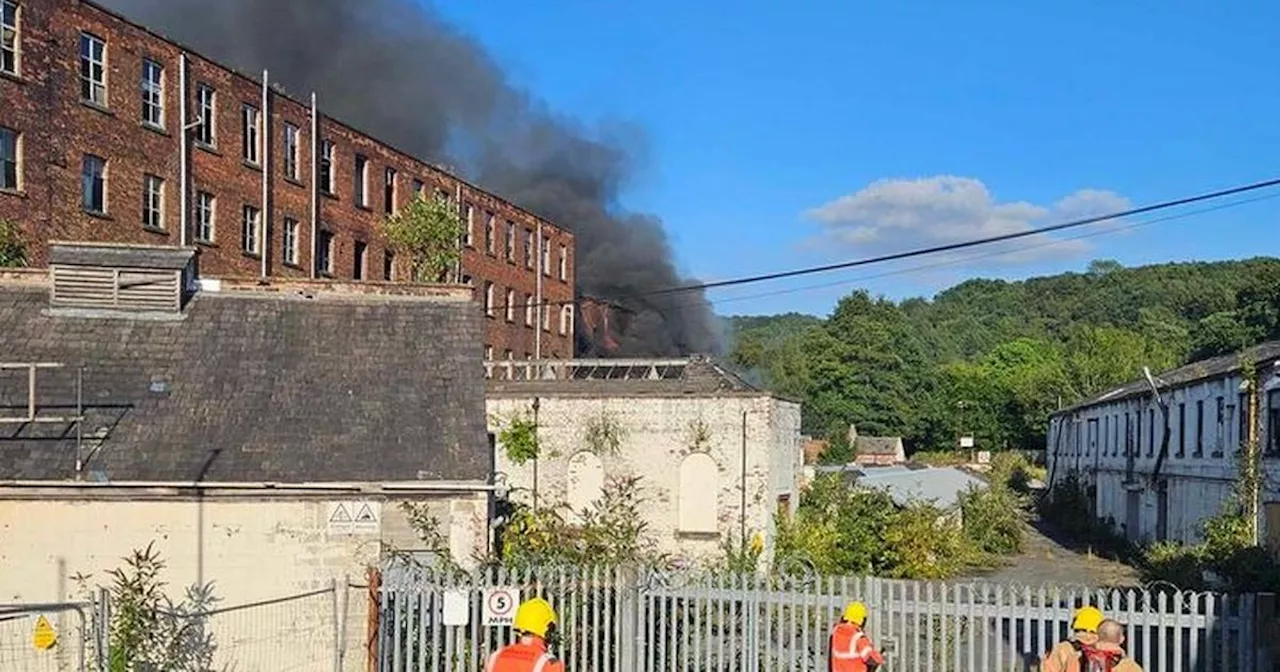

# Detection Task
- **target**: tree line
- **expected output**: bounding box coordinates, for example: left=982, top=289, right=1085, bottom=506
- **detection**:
left=727, top=257, right=1280, bottom=459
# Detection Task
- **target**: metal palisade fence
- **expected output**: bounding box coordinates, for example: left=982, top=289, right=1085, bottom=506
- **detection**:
left=376, top=563, right=1278, bottom=672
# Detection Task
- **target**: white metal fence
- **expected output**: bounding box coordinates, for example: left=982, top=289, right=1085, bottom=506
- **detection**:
left=375, top=564, right=1278, bottom=672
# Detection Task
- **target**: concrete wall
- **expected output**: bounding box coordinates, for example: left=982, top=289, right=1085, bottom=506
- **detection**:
left=487, top=394, right=803, bottom=565
left=1047, top=363, right=1280, bottom=550
left=0, top=491, right=488, bottom=671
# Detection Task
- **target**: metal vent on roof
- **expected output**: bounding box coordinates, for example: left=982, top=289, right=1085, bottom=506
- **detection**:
left=48, top=242, right=196, bottom=313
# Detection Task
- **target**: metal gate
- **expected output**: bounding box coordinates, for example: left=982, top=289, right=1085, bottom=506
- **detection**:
left=376, top=563, right=1275, bottom=672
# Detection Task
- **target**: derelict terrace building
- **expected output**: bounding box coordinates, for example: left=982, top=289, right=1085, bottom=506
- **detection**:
left=0, top=0, right=576, bottom=359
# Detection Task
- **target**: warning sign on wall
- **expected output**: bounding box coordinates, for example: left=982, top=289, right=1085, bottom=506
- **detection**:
left=326, top=501, right=380, bottom=535
left=481, top=587, right=521, bottom=627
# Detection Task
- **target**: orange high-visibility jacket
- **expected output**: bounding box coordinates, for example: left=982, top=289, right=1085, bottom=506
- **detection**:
left=484, top=637, right=565, bottom=672
left=829, top=622, right=885, bottom=672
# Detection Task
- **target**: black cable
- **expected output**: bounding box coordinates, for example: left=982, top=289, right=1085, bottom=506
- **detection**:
left=636, top=176, right=1280, bottom=298
left=500, top=176, right=1280, bottom=313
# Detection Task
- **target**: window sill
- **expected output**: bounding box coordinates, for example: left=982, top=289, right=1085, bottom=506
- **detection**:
left=282, top=261, right=303, bottom=271
left=321, top=190, right=339, bottom=201
left=195, top=142, right=221, bottom=157
left=241, top=251, right=262, bottom=260
left=142, top=225, right=169, bottom=236
left=141, top=122, right=170, bottom=137
left=242, top=160, right=262, bottom=172
left=0, top=187, right=27, bottom=199
left=0, top=70, right=24, bottom=85
left=355, top=203, right=373, bottom=213
left=283, top=176, right=306, bottom=188
left=84, top=209, right=112, bottom=221
left=195, top=239, right=217, bottom=248
left=675, top=531, right=719, bottom=541
left=79, top=99, right=113, bottom=116
left=319, top=271, right=336, bottom=279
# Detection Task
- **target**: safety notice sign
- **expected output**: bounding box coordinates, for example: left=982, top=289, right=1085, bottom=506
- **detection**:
left=481, top=587, right=520, bottom=627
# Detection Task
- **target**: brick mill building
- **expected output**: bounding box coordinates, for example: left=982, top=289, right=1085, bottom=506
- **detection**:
left=0, top=0, right=576, bottom=359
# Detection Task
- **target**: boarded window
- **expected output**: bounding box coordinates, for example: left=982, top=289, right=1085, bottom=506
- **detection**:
left=678, top=453, right=718, bottom=534
left=565, top=451, right=604, bottom=522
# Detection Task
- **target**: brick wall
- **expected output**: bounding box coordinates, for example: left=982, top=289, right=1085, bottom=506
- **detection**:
left=0, top=0, right=574, bottom=357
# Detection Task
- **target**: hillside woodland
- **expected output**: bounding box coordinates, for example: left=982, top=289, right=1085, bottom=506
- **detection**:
left=728, top=258, right=1280, bottom=460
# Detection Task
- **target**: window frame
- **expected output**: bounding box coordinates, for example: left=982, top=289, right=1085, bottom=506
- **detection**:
left=353, top=154, right=368, bottom=207
left=319, top=140, right=334, bottom=194
left=79, top=32, right=107, bottom=106
left=282, top=217, right=299, bottom=265
left=383, top=166, right=396, bottom=215
left=141, top=58, right=164, bottom=128
left=81, top=154, right=107, bottom=214
left=241, top=104, right=261, bottom=165
left=484, top=282, right=495, bottom=316
left=283, top=123, right=300, bottom=180
left=241, top=204, right=261, bottom=255
left=195, top=84, right=216, bottom=146
left=195, top=190, right=215, bottom=242
left=1, top=0, right=20, bottom=77
left=142, top=174, right=164, bottom=230
left=505, top=288, right=515, bottom=322
left=317, top=229, right=334, bottom=275
left=0, top=126, right=19, bottom=191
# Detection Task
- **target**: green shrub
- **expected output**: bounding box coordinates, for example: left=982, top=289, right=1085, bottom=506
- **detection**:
left=0, top=219, right=26, bottom=268
left=960, top=483, right=1026, bottom=555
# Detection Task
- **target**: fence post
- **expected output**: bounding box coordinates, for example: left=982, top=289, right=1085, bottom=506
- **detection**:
left=96, top=586, right=110, bottom=670
left=365, top=566, right=382, bottom=672
left=339, top=574, right=351, bottom=672
left=1256, top=593, right=1277, bottom=672
left=617, top=567, right=639, bottom=672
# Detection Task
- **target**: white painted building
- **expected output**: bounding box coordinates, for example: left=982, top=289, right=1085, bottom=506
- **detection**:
left=1045, top=341, right=1280, bottom=555
left=485, top=357, right=803, bottom=565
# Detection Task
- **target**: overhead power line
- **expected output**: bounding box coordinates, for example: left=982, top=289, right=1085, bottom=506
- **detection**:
left=515, top=175, right=1280, bottom=314
left=634, top=176, right=1280, bottom=299
left=695, top=189, right=1280, bottom=309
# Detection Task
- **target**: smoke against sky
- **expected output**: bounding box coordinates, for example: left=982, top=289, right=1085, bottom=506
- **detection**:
left=104, top=0, right=721, bottom=357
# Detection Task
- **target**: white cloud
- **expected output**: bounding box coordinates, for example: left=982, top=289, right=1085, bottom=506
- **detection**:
left=802, top=176, right=1131, bottom=265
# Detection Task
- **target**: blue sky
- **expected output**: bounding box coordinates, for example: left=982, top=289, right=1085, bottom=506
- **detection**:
left=431, top=1, right=1280, bottom=318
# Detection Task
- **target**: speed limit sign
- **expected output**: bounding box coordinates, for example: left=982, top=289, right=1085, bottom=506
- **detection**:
left=482, top=587, right=521, bottom=626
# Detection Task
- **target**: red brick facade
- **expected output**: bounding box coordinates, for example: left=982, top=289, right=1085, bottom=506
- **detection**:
left=0, top=0, right=575, bottom=359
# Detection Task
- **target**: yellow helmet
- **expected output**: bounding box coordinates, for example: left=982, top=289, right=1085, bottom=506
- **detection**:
left=842, top=601, right=868, bottom=626
left=1072, top=606, right=1104, bottom=633
left=513, top=598, right=557, bottom=638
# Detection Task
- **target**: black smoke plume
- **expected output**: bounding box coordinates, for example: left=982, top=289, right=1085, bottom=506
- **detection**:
left=104, top=0, right=722, bottom=357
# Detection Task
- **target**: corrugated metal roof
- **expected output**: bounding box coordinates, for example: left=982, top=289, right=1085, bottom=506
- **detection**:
left=854, top=466, right=988, bottom=510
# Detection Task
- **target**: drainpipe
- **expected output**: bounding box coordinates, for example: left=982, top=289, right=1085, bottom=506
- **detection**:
left=259, top=70, right=269, bottom=280
left=740, top=410, right=748, bottom=543
left=454, top=182, right=464, bottom=283
left=309, top=92, right=318, bottom=279
left=535, top=224, right=543, bottom=359
left=1144, top=367, right=1173, bottom=489
left=178, top=53, right=189, bottom=248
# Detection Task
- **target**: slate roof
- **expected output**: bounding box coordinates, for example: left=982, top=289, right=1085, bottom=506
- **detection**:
left=485, top=356, right=784, bottom=398
left=0, top=283, right=489, bottom=484
left=1054, top=339, right=1280, bottom=416
left=856, top=436, right=905, bottom=456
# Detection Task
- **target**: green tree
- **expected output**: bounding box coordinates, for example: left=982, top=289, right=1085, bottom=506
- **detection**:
left=0, top=219, right=27, bottom=267
left=379, top=194, right=463, bottom=282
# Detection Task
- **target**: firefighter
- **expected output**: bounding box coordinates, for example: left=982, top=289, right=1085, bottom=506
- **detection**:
left=828, top=601, right=885, bottom=672
left=1042, top=605, right=1104, bottom=672
left=484, top=597, right=564, bottom=672
left=1086, top=619, right=1143, bottom=671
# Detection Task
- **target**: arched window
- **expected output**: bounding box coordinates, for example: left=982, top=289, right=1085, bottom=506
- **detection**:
left=566, top=451, right=604, bottom=522
left=678, top=453, right=718, bottom=534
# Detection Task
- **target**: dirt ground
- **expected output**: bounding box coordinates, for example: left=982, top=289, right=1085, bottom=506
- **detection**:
left=967, top=519, right=1143, bottom=588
